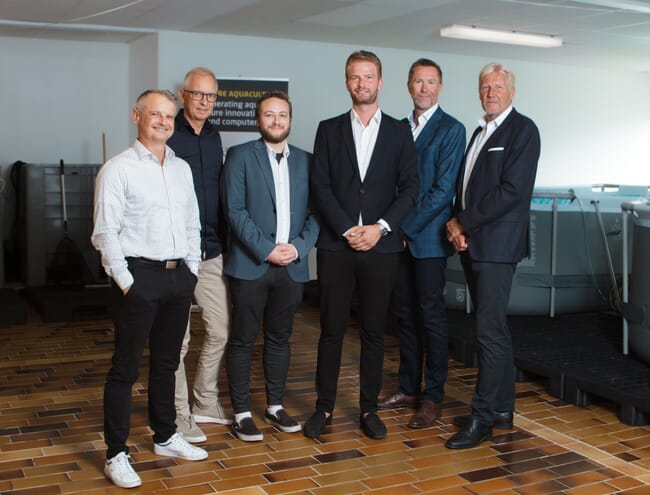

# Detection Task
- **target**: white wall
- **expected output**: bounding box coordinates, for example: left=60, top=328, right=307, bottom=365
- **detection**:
left=155, top=31, right=650, bottom=187
left=0, top=36, right=130, bottom=245
left=1, top=31, right=649, bottom=241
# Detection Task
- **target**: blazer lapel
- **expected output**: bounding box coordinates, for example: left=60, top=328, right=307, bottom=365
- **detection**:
left=414, top=107, right=442, bottom=152
left=363, top=113, right=389, bottom=181
left=341, top=113, right=362, bottom=182
left=253, top=140, right=277, bottom=206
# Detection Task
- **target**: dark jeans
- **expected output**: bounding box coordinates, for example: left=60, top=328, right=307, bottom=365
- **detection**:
left=393, top=252, right=448, bottom=403
left=460, top=254, right=516, bottom=426
left=226, top=266, right=303, bottom=413
left=104, top=261, right=196, bottom=459
left=315, top=249, right=399, bottom=414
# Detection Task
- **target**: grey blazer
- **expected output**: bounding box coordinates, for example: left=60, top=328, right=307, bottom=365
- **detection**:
left=221, top=138, right=319, bottom=282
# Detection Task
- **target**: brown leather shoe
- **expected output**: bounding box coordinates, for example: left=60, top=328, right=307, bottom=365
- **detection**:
left=408, top=400, right=442, bottom=428
left=377, top=391, right=418, bottom=410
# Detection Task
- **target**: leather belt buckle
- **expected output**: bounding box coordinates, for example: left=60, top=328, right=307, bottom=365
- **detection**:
left=165, top=260, right=178, bottom=269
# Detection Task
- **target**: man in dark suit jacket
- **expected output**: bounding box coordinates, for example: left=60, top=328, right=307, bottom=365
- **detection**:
left=221, top=91, right=319, bottom=442
left=305, top=50, right=419, bottom=440
left=445, top=63, right=540, bottom=449
left=378, top=59, right=465, bottom=429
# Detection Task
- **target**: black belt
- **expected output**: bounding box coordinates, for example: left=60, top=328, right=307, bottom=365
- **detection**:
left=126, top=257, right=184, bottom=269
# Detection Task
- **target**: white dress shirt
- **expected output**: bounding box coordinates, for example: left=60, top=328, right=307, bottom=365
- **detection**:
left=350, top=108, right=389, bottom=230
left=92, top=139, right=201, bottom=290
left=462, top=106, right=513, bottom=209
left=408, top=103, right=438, bottom=141
left=266, top=144, right=291, bottom=244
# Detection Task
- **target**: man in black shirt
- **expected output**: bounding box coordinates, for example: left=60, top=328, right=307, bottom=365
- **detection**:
left=168, top=67, right=232, bottom=443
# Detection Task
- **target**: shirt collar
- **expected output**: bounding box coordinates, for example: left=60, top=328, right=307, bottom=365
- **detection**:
left=133, top=139, right=175, bottom=162
left=479, top=105, right=513, bottom=129
left=265, top=142, right=290, bottom=159
left=350, top=107, right=382, bottom=127
left=408, top=103, right=438, bottom=128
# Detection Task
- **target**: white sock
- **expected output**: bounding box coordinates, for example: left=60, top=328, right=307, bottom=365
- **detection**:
left=234, top=411, right=252, bottom=423
left=267, top=405, right=283, bottom=416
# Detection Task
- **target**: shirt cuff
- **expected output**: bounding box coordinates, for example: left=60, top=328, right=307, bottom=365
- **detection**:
left=113, top=269, right=134, bottom=291
left=377, top=218, right=391, bottom=232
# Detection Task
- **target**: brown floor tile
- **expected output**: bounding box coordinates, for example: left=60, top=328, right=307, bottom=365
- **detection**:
left=1, top=306, right=650, bottom=495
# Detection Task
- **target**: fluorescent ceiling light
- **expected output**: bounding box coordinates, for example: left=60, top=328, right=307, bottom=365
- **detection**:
left=440, top=24, right=562, bottom=48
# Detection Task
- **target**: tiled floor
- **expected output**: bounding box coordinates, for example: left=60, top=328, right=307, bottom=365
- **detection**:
left=1, top=303, right=650, bottom=494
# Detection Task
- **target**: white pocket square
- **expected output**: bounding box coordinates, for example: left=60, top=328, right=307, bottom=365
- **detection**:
left=488, top=146, right=504, bottom=152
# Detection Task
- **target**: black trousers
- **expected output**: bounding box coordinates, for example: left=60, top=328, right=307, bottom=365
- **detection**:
left=104, top=260, right=196, bottom=459
left=315, top=249, right=399, bottom=414
left=392, top=252, right=448, bottom=403
left=226, top=266, right=303, bottom=414
left=460, top=254, right=516, bottom=426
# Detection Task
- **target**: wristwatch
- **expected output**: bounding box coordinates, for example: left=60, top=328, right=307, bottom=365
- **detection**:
left=378, top=224, right=389, bottom=237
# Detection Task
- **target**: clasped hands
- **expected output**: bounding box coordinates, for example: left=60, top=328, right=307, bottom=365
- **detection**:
left=446, top=217, right=468, bottom=252
left=266, top=243, right=298, bottom=266
left=345, top=224, right=382, bottom=251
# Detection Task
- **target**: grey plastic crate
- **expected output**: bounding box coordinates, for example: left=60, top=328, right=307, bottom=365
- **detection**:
left=19, top=163, right=105, bottom=286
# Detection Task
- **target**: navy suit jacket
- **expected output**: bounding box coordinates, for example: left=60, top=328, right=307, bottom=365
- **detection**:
left=455, top=108, right=540, bottom=263
left=310, top=111, right=419, bottom=253
left=221, top=139, right=319, bottom=282
left=401, top=107, right=465, bottom=259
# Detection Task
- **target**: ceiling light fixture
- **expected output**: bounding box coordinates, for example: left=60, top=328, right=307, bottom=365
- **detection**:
left=440, top=24, right=562, bottom=48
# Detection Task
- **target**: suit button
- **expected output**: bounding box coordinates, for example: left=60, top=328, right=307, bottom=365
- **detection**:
left=360, top=189, right=365, bottom=194
left=271, top=233, right=275, bottom=238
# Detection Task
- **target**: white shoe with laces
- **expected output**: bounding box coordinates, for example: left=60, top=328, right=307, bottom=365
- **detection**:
left=104, top=451, right=142, bottom=488
left=154, top=432, right=208, bottom=460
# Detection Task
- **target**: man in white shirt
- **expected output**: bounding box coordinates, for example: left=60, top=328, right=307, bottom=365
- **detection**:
left=92, top=90, right=208, bottom=489
left=221, top=91, right=319, bottom=442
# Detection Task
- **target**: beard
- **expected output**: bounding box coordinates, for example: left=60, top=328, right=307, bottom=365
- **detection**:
left=260, top=125, right=290, bottom=144
left=350, top=88, right=378, bottom=106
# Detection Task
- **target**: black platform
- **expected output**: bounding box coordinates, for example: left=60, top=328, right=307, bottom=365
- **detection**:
left=25, top=285, right=114, bottom=323
left=0, top=288, right=28, bottom=326
left=447, top=310, right=650, bottom=426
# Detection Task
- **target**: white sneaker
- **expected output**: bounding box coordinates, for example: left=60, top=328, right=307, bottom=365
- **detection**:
left=154, top=432, right=208, bottom=461
left=176, top=414, right=207, bottom=443
left=104, top=452, right=142, bottom=488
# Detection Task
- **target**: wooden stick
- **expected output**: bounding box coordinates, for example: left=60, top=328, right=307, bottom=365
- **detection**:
left=102, top=132, right=107, bottom=164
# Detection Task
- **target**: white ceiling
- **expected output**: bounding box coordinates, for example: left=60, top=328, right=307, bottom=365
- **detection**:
left=1, top=0, right=649, bottom=73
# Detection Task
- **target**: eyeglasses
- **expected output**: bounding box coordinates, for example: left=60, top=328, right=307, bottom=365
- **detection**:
left=183, top=89, right=217, bottom=102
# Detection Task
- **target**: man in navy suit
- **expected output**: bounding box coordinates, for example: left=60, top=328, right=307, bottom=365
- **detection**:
left=378, top=59, right=465, bottom=429
left=221, top=91, right=319, bottom=442
left=445, top=63, right=540, bottom=449
left=306, top=50, right=419, bottom=440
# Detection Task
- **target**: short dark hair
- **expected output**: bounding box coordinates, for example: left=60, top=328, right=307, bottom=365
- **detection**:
left=255, top=91, right=292, bottom=119
left=408, top=58, right=443, bottom=84
left=345, top=50, right=382, bottom=79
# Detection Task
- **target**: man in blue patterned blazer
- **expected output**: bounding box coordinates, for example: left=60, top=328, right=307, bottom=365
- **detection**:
left=378, top=59, right=465, bottom=429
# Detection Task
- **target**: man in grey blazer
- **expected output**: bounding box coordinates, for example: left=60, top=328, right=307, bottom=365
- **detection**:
left=221, top=91, right=319, bottom=442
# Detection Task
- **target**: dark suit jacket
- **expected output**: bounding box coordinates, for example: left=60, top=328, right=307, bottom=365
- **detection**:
left=221, top=139, right=319, bottom=282
left=454, top=108, right=540, bottom=263
left=401, top=107, right=465, bottom=259
left=310, top=111, right=419, bottom=253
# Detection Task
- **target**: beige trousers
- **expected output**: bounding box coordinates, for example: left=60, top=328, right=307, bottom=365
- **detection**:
left=175, top=255, right=230, bottom=416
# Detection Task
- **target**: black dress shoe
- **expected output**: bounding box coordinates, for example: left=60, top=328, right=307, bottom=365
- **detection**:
left=445, top=417, right=492, bottom=449
left=453, top=411, right=513, bottom=430
left=360, top=412, right=386, bottom=439
left=303, top=411, right=332, bottom=439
